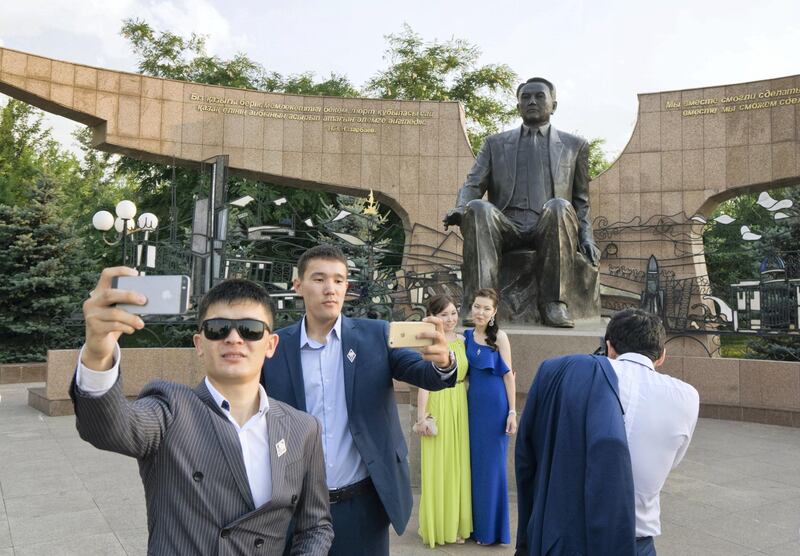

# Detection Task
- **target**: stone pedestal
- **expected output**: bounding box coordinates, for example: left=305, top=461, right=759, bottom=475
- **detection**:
left=408, top=323, right=606, bottom=490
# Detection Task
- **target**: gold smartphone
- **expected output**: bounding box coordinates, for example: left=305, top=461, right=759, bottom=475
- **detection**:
left=388, top=321, right=435, bottom=348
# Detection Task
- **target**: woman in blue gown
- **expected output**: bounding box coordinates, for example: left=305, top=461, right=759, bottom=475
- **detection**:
left=465, top=288, right=517, bottom=545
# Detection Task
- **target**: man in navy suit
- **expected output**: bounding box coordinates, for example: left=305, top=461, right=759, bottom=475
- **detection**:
left=514, top=351, right=636, bottom=556
left=261, top=245, right=457, bottom=555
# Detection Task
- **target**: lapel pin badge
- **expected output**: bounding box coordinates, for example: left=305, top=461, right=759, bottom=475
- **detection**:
left=347, top=349, right=356, bottom=363
left=276, top=438, right=287, bottom=458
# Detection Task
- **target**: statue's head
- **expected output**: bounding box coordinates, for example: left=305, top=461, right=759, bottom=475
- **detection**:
left=516, top=77, right=557, bottom=127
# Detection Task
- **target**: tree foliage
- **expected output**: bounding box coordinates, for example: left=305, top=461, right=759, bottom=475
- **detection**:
left=0, top=100, right=74, bottom=206
left=117, top=19, right=360, bottom=246
left=703, top=188, right=800, bottom=293
left=365, top=24, right=518, bottom=153
left=588, top=137, right=612, bottom=179
left=122, top=18, right=360, bottom=96
left=703, top=186, right=800, bottom=360
left=0, top=184, right=96, bottom=362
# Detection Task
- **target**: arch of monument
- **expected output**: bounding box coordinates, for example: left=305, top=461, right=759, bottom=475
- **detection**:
left=591, top=74, right=800, bottom=345
left=0, top=46, right=472, bottom=270
left=5, top=46, right=800, bottom=428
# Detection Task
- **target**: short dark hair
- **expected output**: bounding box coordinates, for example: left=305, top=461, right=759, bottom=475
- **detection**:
left=426, top=294, right=457, bottom=316
left=297, top=244, right=348, bottom=278
left=197, top=279, right=275, bottom=327
left=516, top=77, right=557, bottom=100
left=604, top=309, right=666, bottom=361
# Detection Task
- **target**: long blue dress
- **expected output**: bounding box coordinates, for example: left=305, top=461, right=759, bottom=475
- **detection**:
left=464, top=329, right=511, bottom=545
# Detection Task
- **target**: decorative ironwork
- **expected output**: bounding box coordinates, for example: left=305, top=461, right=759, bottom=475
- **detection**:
left=80, top=154, right=800, bottom=344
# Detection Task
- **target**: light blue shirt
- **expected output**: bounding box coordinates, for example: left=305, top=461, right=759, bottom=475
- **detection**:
left=299, top=315, right=368, bottom=489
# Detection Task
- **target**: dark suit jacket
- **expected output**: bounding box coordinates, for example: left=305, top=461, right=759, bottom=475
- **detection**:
left=457, top=125, right=594, bottom=244
left=71, top=376, right=333, bottom=556
left=514, top=355, right=635, bottom=556
left=261, top=316, right=456, bottom=535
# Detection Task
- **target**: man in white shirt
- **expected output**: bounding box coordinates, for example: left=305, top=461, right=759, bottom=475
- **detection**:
left=71, top=267, right=333, bottom=555
left=605, top=309, right=700, bottom=555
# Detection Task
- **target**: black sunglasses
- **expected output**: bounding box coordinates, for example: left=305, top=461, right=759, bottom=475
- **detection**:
left=200, top=318, right=272, bottom=341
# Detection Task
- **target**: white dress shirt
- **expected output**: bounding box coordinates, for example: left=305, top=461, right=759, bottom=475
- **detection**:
left=609, top=352, right=699, bottom=538
left=75, top=345, right=273, bottom=507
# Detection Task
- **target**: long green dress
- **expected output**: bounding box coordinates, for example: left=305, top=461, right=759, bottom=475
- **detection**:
left=418, top=338, right=472, bottom=547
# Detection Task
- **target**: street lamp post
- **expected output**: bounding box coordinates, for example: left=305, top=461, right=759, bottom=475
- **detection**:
left=92, top=200, right=159, bottom=267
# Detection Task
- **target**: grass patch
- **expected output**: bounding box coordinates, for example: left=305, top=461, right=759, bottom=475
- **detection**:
left=719, top=335, right=749, bottom=358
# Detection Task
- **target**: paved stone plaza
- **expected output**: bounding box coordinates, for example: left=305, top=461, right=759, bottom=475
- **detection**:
left=2, top=382, right=800, bottom=555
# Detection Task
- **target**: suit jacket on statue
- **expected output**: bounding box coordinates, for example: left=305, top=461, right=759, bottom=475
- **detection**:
left=70, top=376, right=333, bottom=556
left=457, top=125, right=593, bottom=245
left=514, top=355, right=636, bottom=556
left=261, top=316, right=456, bottom=535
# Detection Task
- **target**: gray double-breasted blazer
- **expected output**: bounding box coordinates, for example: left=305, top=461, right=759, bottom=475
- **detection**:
left=71, top=375, right=333, bottom=556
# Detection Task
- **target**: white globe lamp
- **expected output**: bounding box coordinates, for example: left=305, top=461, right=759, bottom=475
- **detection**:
left=92, top=210, right=114, bottom=232
left=115, top=200, right=137, bottom=220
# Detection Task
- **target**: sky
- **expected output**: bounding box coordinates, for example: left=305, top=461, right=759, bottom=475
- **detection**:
left=2, top=0, right=800, bottom=160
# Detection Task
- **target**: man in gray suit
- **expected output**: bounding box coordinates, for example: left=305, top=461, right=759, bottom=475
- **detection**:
left=444, top=77, right=600, bottom=327
left=71, top=267, right=333, bottom=555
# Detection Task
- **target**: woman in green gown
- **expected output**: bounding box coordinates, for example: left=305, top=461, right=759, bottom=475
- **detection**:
left=415, top=294, right=472, bottom=547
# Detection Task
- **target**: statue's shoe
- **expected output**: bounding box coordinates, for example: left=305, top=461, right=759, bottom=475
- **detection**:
left=542, top=302, right=575, bottom=328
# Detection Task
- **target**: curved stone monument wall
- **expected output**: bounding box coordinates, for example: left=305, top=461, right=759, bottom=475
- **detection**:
left=0, top=46, right=473, bottom=267
left=591, top=75, right=800, bottom=292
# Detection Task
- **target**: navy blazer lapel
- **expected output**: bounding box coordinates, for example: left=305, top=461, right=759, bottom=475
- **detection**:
left=341, top=316, right=357, bottom=412
left=593, top=355, right=625, bottom=415
left=283, top=323, right=307, bottom=411
left=194, top=381, right=256, bottom=510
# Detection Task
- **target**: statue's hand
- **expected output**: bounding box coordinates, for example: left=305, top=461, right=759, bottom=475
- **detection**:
left=443, top=208, right=464, bottom=229
left=580, top=241, right=601, bottom=266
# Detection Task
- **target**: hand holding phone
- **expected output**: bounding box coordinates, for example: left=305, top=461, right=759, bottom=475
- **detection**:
left=388, top=317, right=452, bottom=369
left=388, top=321, right=435, bottom=348
left=82, top=267, right=147, bottom=371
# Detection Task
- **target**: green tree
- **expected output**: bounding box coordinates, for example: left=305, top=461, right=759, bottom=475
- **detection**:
left=315, top=193, right=403, bottom=318
left=588, top=137, right=612, bottom=179
left=703, top=186, right=800, bottom=361
left=365, top=24, right=518, bottom=153
left=0, top=100, right=72, bottom=206
left=0, top=183, right=95, bottom=362
left=118, top=19, right=360, bottom=248
left=122, top=18, right=360, bottom=96
left=703, top=191, right=790, bottom=294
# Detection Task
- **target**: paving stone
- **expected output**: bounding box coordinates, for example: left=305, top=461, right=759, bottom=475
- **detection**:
left=114, top=528, right=148, bottom=555
left=0, top=516, right=10, bottom=549
left=4, top=489, right=95, bottom=521
left=0, top=468, right=83, bottom=499
left=8, top=507, right=111, bottom=547
left=765, top=539, right=800, bottom=555
left=693, top=497, right=800, bottom=551
left=98, top=501, right=147, bottom=533
left=13, top=532, right=126, bottom=555
left=656, top=521, right=758, bottom=555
